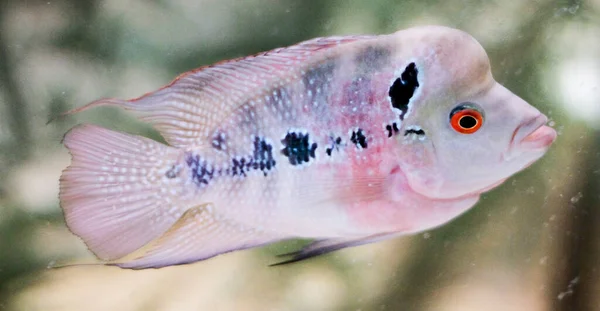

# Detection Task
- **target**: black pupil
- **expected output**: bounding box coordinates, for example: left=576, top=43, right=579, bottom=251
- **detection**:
left=459, top=115, right=477, bottom=129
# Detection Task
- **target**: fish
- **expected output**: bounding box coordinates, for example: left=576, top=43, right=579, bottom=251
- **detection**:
left=58, top=25, right=557, bottom=269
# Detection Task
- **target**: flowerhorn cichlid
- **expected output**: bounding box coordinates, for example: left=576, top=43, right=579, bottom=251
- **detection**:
left=58, top=25, right=556, bottom=269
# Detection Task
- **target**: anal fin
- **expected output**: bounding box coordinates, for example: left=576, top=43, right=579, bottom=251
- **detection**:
left=111, top=204, right=284, bottom=269
left=271, top=232, right=399, bottom=266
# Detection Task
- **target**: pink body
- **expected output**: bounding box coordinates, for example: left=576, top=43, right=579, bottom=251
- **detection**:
left=59, top=26, right=556, bottom=268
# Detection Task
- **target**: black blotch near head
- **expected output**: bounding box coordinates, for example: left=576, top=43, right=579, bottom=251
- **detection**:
left=350, top=129, right=368, bottom=149
left=281, top=131, right=318, bottom=166
left=389, top=62, right=419, bottom=120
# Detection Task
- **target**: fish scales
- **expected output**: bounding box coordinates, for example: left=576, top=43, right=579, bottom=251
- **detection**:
left=175, top=40, right=401, bottom=237
left=58, top=26, right=556, bottom=268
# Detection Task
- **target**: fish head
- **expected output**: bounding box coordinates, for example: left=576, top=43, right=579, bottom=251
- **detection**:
left=390, top=26, right=557, bottom=200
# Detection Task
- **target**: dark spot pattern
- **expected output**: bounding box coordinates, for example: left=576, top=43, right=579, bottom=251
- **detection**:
left=265, top=87, right=294, bottom=121
left=385, top=122, right=400, bottom=137
left=404, top=128, right=425, bottom=136
left=211, top=130, right=227, bottom=151
left=186, top=154, right=214, bottom=186
left=326, top=136, right=343, bottom=156
left=388, top=62, right=419, bottom=120
left=230, top=157, right=249, bottom=177
left=355, top=46, right=391, bottom=74
left=350, top=129, right=368, bottom=149
left=303, top=60, right=336, bottom=90
left=346, top=76, right=373, bottom=107
left=239, top=103, right=259, bottom=131
left=229, top=136, right=277, bottom=177
left=252, top=137, right=276, bottom=175
left=165, top=164, right=181, bottom=179
left=281, top=131, right=317, bottom=166
left=302, top=60, right=336, bottom=113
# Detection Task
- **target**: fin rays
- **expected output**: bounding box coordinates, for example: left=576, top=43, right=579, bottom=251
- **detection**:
left=60, top=36, right=375, bottom=148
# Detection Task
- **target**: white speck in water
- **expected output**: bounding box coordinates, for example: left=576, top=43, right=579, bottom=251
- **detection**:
left=568, top=4, right=580, bottom=14
left=570, top=192, right=583, bottom=203
left=423, top=232, right=431, bottom=239
left=557, top=276, right=580, bottom=300
left=554, top=3, right=580, bottom=17
left=47, top=260, right=56, bottom=269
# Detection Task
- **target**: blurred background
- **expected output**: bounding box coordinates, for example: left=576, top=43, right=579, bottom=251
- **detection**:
left=0, top=0, right=599, bottom=310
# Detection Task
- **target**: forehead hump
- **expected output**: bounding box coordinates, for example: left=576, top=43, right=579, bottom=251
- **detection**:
left=391, top=26, right=493, bottom=97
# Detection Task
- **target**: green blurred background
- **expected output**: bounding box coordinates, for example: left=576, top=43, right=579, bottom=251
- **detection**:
left=0, top=0, right=599, bottom=310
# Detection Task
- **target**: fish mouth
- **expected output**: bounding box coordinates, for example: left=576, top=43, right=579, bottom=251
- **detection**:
left=511, top=114, right=557, bottom=151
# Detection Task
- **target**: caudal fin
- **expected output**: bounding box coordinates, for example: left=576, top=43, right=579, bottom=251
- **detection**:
left=59, top=124, right=196, bottom=260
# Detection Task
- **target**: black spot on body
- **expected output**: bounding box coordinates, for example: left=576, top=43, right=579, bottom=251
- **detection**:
left=389, top=62, right=419, bottom=120
left=386, top=122, right=400, bottom=137
left=211, top=130, right=227, bottom=151
left=252, top=136, right=276, bottom=175
left=281, top=131, right=317, bottom=165
left=326, top=136, right=343, bottom=156
left=165, top=165, right=181, bottom=178
left=231, top=157, right=248, bottom=177
left=227, top=136, right=277, bottom=178
left=404, top=128, right=425, bottom=136
left=350, top=129, right=368, bottom=149
left=186, top=154, right=214, bottom=186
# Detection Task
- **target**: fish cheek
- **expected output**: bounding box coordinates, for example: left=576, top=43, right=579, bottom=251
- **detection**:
left=396, top=135, right=443, bottom=196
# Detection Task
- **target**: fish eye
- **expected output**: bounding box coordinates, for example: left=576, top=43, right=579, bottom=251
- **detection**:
left=449, top=103, right=484, bottom=134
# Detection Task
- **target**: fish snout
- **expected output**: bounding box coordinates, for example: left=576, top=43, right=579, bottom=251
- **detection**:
left=511, top=114, right=557, bottom=151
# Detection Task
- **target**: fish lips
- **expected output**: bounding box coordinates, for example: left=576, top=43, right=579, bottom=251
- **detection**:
left=505, top=114, right=557, bottom=162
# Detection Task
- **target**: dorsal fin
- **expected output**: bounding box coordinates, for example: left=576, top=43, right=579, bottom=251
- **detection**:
left=63, top=35, right=375, bottom=148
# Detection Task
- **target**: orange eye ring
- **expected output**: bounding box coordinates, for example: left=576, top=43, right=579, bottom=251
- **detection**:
left=450, top=108, right=483, bottom=134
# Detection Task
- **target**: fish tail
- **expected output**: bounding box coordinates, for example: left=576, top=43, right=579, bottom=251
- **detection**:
left=59, top=124, right=195, bottom=261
